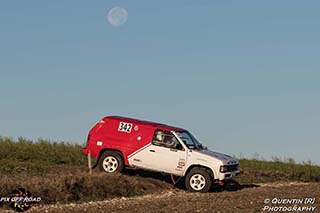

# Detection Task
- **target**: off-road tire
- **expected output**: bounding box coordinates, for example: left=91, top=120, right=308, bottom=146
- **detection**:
left=98, top=151, right=124, bottom=173
left=185, top=167, right=212, bottom=192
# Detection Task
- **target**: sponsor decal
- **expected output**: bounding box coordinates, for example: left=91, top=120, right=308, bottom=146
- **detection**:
left=178, top=159, right=186, bottom=167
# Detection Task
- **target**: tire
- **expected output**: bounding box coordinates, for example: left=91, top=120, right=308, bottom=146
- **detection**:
left=98, top=151, right=124, bottom=173
left=185, top=167, right=212, bottom=192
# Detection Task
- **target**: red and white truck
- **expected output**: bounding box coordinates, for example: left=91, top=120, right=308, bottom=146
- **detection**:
left=82, top=116, right=239, bottom=192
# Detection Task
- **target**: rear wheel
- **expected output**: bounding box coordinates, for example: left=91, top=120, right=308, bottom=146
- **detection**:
left=185, top=167, right=212, bottom=192
left=98, top=151, right=124, bottom=173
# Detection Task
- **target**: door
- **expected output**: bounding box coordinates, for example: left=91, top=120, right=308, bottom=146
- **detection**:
left=128, top=129, right=187, bottom=176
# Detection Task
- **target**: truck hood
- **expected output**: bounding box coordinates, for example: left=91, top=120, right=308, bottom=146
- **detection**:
left=193, top=149, right=238, bottom=165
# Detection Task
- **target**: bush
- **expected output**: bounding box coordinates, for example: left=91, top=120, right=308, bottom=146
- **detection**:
left=0, top=136, right=86, bottom=166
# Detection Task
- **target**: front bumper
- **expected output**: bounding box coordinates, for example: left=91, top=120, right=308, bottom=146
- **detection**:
left=217, top=170, right=240, bottom=180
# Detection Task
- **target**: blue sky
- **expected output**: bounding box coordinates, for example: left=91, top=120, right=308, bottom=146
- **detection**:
left=1, top=1, right=319, bottom=164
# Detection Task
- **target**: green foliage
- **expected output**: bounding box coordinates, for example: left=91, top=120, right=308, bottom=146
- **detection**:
left=0, top=136, right=86, bottom=166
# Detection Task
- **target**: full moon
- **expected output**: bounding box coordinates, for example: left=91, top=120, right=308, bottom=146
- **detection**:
left=107, top=7, right=128, bottom=27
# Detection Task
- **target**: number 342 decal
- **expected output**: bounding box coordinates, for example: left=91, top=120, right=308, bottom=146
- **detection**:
left=118, top=122, right=132, bottom=133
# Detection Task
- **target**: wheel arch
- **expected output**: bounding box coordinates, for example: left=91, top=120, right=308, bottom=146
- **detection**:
left=184, top=164, right=215, bottom=179
left=97, top=148, right=127, bottom=166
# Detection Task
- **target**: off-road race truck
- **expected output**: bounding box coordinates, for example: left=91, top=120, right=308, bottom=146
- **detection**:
left=82, top=116, right=239, bottom=192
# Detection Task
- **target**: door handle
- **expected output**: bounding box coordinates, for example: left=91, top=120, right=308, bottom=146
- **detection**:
left=149, top=149, right=155, bottom=152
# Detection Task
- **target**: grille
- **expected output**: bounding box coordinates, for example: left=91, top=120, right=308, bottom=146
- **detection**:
left=225, top=164, right=239, bottom=172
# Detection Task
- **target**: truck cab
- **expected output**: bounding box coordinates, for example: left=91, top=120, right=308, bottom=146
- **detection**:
left=82, top=116, right=240, bottom=192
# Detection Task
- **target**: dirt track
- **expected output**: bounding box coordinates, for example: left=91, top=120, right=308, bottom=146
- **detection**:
left=1, top=182, right=317, bottom=213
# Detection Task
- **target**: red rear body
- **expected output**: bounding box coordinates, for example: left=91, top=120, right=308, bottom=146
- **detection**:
left=82, top=116, right=185, bottom=166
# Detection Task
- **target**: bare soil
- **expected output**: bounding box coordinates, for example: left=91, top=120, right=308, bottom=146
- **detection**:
left=1, top=182, right=318, bottom=213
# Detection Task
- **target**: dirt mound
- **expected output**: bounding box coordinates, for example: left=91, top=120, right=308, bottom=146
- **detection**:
left=0, top=172, right=173, bottom=208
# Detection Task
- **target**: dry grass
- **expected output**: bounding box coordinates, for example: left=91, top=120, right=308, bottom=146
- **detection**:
left=0, top=136, right=320, bottom=208
left=239, top=158, right=320, bottom=183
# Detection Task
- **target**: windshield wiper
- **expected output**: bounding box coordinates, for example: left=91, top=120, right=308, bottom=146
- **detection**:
left=191, top=144, right=202, bottom=150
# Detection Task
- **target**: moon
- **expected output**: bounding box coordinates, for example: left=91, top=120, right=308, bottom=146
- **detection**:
left=107, top=7, right=128, bottom=27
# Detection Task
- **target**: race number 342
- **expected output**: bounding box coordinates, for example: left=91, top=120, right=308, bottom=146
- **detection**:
left=118, top=122, right=132, bottom=133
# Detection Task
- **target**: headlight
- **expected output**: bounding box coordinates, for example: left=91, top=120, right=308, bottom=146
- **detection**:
left=220, top=165, right=228, bottom=173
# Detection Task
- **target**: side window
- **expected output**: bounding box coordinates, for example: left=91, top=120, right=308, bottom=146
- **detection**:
left=152, top=130, right=184, bottom=151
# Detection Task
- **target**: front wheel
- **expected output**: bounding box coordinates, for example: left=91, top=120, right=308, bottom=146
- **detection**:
left=98, top=151, right=124, bottom=173
left=185, top=167, right=212, bottom=192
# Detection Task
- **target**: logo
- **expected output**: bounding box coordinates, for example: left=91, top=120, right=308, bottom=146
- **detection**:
left=6, top=188, right=40, bottom=212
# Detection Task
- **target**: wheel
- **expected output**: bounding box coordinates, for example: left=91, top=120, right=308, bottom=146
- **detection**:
left=185, top=167, right=212, bottom=192
left=98, top=151, right=124, bottom=173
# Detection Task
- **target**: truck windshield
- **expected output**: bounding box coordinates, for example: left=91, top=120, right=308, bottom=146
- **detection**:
left=176, top=131, right=203, bottom=149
